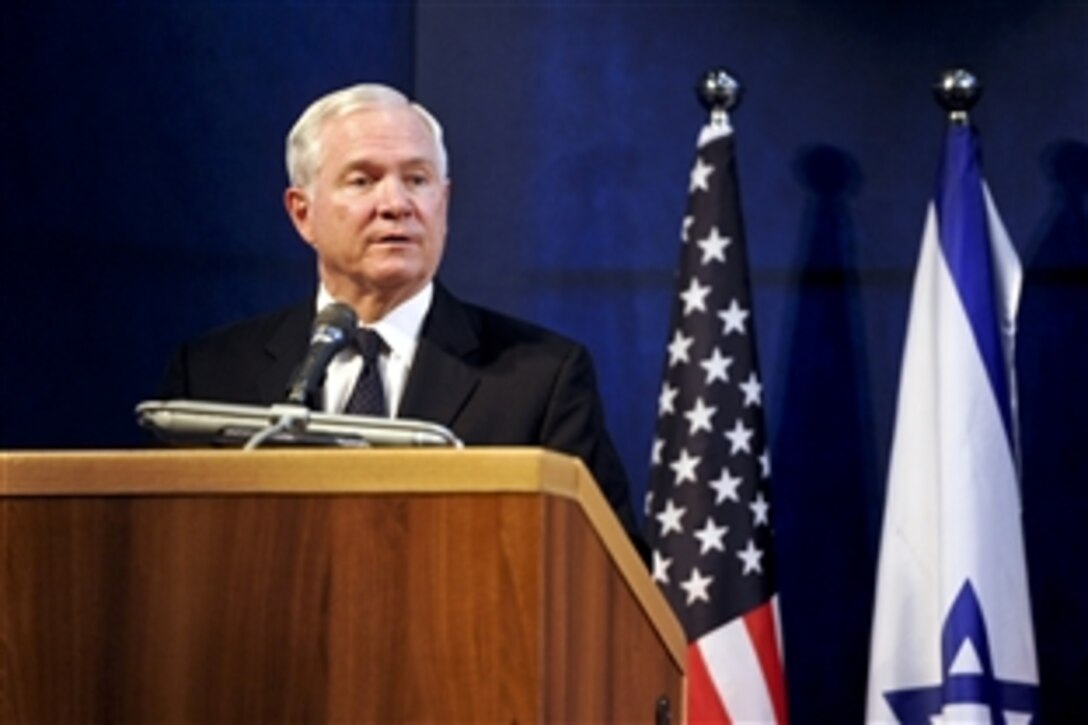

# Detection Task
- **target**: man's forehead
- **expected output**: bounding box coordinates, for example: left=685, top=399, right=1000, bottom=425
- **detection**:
left=320, top=108, right=438, bottom=164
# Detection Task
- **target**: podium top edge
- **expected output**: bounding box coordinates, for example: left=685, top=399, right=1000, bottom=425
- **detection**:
left=0, top=447, right=576, bottom=497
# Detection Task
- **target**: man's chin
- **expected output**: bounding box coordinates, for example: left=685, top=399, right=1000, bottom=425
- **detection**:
left=321, top=256, right=434, bottom=300
left=355, top=268, right=430, bottom=297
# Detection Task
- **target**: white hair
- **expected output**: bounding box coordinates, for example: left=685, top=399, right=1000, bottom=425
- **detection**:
left=285, top=83, right=448, bottom=190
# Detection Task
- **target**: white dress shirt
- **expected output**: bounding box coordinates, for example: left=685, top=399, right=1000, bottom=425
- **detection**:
left=317, top=283, right=433, bottom=417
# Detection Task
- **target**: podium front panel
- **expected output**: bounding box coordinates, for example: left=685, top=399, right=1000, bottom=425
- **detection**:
left=1, top=449, right=684, bottom=722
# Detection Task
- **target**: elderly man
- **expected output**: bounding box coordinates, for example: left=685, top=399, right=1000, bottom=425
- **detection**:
left=160, top=83, right=644, bottom=552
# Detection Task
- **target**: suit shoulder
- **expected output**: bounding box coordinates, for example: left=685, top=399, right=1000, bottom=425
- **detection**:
left=182, top=303, right=310, bottom=355
left=463, top=301, right=583, bottom=355
left=159, top=302, right=311, bottom=403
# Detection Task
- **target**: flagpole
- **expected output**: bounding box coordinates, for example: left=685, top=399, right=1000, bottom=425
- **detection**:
left=646, top=67, right=788, bottom=724
left=933, top=66, right=1025, bottom=476
left=865, top=66, right=1038, bottom=721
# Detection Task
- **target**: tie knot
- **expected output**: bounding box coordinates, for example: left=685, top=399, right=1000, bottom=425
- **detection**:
left=353, top=328, right=386, bottom=363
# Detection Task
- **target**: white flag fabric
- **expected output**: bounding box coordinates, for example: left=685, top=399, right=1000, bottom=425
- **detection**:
left=866, top=122, right=1039, bottom=722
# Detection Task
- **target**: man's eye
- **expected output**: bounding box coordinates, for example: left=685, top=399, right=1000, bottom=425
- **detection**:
left=347, top=175, right=371, bottom=187
left=406, top=173, right=430, bottom=187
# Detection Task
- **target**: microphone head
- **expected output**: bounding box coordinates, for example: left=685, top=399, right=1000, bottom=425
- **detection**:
left=312, top=302, right=358, bottom=347
left=284, top=302, right=359, bottom=406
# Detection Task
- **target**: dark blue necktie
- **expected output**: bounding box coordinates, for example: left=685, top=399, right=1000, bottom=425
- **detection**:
left=345, top=328, right=388, bottom=416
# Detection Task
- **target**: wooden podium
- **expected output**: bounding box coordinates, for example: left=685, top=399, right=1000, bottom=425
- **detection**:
left=1, top=448, right=684, bottom=722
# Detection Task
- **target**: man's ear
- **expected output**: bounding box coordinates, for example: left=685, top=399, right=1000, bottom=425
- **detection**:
left=284, top=187, right=315, bottom=245
left=439, top=178, right=452, bottom=215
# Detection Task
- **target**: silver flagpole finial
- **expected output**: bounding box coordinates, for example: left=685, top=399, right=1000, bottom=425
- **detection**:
left=933, top=68, right=982, bottom=125
left=697, top=69, right=742, bottom=128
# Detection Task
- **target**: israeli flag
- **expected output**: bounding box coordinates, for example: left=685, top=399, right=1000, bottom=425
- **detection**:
left=866, top=123, right=1039, bottom=722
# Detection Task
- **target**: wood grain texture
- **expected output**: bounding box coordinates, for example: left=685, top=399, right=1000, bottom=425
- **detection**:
left=543, top=495, right=684, bottom=722
left=1, top=450, right=683, bottom=722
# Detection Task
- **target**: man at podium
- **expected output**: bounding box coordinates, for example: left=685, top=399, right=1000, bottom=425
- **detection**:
left=159, top=82, right=646, bottom=557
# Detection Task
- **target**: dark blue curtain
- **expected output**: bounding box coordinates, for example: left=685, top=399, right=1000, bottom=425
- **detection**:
left=1, top=1, right=414, bottom=446
left=3, top=0, right=1085, bottom=720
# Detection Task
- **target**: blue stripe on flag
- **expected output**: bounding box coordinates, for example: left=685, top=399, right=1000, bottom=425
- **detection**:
left=934, top=124, right=1015, bottom=443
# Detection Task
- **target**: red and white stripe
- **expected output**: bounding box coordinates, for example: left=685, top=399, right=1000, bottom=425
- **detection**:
left=688, top=597, right=788, bottom=723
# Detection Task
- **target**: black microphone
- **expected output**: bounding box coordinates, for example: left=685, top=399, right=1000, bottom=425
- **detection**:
left=285, top=302, right=358, bottom=407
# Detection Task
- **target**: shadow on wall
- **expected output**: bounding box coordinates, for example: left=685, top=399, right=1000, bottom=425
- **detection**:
left=772, top=144, right=878, bottom=722
left=1019, top=139, right=1088, bottom=720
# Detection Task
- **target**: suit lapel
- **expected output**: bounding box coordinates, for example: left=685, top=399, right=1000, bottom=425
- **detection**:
left=257, top=302, right=313, bottom=405
left=399, top=284, right=481, bottom=426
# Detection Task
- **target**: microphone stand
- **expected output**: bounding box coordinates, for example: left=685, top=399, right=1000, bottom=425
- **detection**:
left=242, top=404, right=372, bottom=450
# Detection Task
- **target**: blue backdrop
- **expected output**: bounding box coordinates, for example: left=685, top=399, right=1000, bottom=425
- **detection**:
left=3, top=1, right=1085, bottom=720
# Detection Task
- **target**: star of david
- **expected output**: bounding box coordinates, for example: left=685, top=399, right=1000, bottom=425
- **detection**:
left=884, top=580, right=1038, bottom=722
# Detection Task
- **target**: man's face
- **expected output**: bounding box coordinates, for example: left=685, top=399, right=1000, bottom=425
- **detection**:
left=286, top=105, right=449, bottom=314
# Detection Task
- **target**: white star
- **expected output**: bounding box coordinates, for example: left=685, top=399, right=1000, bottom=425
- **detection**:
left=724, top=418, right=754, bottom=455
left=643, top=489, right=654, bottom=517
left=750, top=491, right=770, bottom=527
left=669, top=447, right=701, bottom=486
left=650, top=437, right=665, bottom=466
left=700, top=347, right=734, bottom=385
left=739, top=371, right=763, bottom=407
left=658, top=382, right=679, bottom=416
left=683, top=397, right=717, bottom=435
left=693, top=516, right=729, bottom=555
left=696, top=226, right=731, bottom=265
left=655, top=498, right=686, bottom=537
left=679, top=277, right=712, bottom=316
left=667, top=329, right=694, bottom=367
left=737, top=538, right=764, bottom=575
left=652, top=549, right=673, bottom=584
left=681, top=215, right=694, bottom=243
left=759, top=450, right=772, bottom=479
left=679, top=566, right=714, bottom=605
left=717, top=298, right=750, bottom=336
left=689, top=157, right=714, bottom=192
left=708, top=466, right=743, bottom=504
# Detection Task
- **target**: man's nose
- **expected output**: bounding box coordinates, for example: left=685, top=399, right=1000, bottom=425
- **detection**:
left=375, top=178, right=411, bottom=217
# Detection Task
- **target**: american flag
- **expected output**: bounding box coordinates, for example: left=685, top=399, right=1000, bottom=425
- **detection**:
left=645, top=113, right=788, bottom=723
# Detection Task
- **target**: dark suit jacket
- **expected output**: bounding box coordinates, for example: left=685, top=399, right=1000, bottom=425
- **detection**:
left=160, top=282, right=645, bottom=552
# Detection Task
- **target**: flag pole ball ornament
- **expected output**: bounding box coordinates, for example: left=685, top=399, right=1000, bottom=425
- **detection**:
left=933, top=68, right=982, bottom=117
left=697, top=69, right=741, bottom=119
